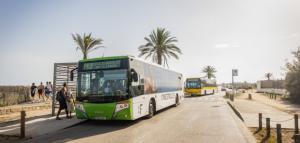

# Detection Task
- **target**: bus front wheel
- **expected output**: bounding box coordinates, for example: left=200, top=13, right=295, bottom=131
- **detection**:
left=147, top=100, right=155, bottom=118
left=174, top=95, right=179, bottom=107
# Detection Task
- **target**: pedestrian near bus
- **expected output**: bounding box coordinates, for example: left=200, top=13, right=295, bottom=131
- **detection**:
left=38, top=82, right=45, bottom=101
left=30, top=83, right=37, bottom=101
left=56, top=82, right=69, bottom=120
left=66, top=91, right=75, bottom=118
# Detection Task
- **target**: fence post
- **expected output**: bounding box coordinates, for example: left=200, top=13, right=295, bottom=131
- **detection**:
left=259, top=113, right=262, bottom=130
left=276, top=124, right=282, bottom=143
left=296, top=114, right=299, bottom=134
left=20, top=111, right=26, bottom=138
left=295, top=134, right=300, bottom=143
left=266, top=118, right=270, bottom=137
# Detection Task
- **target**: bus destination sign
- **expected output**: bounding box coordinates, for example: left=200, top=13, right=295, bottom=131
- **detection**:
left=83, top=60, right=121, bottom=70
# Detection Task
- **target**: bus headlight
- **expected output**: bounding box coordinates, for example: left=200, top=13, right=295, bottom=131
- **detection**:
left=115, top=101, right=129, bottom=112
left=76, top=103, right=85, bottom=112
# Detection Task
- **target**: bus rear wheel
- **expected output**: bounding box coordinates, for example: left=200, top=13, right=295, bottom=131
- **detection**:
left=147, top=100, right=155, bottom=118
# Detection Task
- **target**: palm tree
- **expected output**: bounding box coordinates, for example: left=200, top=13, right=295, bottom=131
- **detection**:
left=138, top=27, right=182, bottom=66
left=202, top=66, right=217, bottom=79
left=72, top=33, right=103, bottom=60
left=265, top=73, right=273, bottom=80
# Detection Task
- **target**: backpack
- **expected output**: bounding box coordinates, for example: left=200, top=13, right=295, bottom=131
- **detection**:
left=56, top=91, right=62, bottom=101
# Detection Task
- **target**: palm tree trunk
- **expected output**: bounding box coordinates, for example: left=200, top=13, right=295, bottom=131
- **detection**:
left=83, top=53, right=87, bottom=60
left=157, top=49, right=162, bottom=65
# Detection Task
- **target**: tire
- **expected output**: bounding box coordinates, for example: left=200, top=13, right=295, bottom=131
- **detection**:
left=146, top=100, right=155, bottom=118
left=174, top=95, right=179, bottom=107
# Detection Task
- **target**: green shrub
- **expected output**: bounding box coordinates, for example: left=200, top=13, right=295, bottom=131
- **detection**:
left=285, top=47, right=300, bottom=103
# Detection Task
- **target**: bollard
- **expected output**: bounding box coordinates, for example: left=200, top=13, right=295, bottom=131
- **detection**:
left=275, top=94, right=277, bottom=100
left=266, top=118, right=270, bottom=137
left=248, top=94, right=252, bottom=100
left=259, top=113, right=262, bottom=130
left=276, top=124, right=282, bottom=143
left=296, top=114, right=299, bottom=134
left=20, top=111, right=26, bottom=138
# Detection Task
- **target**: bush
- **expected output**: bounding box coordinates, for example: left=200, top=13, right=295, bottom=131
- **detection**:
left=285, top=47, right=300, bottom=103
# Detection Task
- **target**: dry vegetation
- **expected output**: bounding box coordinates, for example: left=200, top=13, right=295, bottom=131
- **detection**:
left=249, top=127, right=295, bottom=143
left=0, top=86, right=30, bottom=107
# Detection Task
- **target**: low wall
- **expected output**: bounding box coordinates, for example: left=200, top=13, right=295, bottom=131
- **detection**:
left=256, top=88, right=287, bottom=95
left=0, top=86, right=31, bottom=107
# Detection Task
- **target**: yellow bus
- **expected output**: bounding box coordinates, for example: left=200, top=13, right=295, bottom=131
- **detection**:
left=184, top=78, right=217, bottom=96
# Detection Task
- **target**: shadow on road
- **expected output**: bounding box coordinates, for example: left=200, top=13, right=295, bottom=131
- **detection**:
left=184, top=94, right=213, bottom=98
left=24, top=105, right=180, bottom=143
left=24, top=119, right=140, bottom=143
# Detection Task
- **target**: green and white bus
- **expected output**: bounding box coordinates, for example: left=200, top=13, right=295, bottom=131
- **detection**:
left=72, top=56, right=184, bottom=120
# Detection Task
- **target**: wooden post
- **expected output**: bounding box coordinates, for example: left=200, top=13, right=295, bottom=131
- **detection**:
left=259, top=113, right=262, bottom=130
left=266, top=118, right=270, bottom=137
left=20, top=111, right=26, bottom=138
left=248, top=94, right=252, bottom=100
left=295, top=114, right=299, bottom=134
left=276, top=124, right=282, bottom=143
left=295, top=134, right=300, bottom=143
left=275, top=94, right=277, bottom=100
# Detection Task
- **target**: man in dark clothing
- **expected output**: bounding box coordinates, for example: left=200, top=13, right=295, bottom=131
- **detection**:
left=30, top=83, right=37, bottom=100
left=56, top=82, right=69, bottom=120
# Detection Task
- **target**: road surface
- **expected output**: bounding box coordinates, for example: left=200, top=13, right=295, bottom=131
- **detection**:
left=24, top=93, right=255, bottom=143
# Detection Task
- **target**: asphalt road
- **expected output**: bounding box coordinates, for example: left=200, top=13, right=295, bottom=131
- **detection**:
left=24, top=93, right=255, bottom=143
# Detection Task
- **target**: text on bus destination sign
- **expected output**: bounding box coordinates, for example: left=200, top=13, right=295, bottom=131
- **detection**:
left=83, top=60, right=121, bottom=70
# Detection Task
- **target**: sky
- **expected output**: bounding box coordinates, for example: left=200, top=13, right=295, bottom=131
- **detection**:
left=1, top=0, right=300, bottom=85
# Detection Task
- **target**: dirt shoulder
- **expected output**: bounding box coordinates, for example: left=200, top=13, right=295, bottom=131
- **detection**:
left=236, top=90, right=300, bottom=115
left=0, top=100, right=53, bottom=127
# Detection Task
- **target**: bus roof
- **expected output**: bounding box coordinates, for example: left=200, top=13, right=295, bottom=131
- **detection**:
left=79, top=55, right=182, bottom=76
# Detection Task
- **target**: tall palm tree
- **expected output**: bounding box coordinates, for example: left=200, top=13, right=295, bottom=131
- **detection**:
left=265, top=73, right=273, bottom=80
left=72, top=33, right=103, bottom=60
left=202, top=66, right=217, bottom=79
left=138, top=27, right=182, bottom=66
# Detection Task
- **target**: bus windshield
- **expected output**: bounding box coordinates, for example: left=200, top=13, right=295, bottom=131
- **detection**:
left=78, top=69, right=128, bottom=97
left=186, top=80, right=201, bottom=89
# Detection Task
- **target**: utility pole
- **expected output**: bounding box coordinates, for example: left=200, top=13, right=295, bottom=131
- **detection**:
left=232, top=69, right=238, bottom=101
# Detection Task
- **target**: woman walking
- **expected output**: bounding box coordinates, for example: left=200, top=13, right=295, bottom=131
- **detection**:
left=38, top=82, right=45, bottom=101
left=66, top=91, right=75, bottom=118
left=56, top=82, right=69, bottom=120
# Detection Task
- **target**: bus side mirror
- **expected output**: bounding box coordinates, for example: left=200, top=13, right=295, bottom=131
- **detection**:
left=70, top=68, right=78, bottom=81
left=70, top=72, right=74, bottom=81
left=131, top=69, right=138, bottom=82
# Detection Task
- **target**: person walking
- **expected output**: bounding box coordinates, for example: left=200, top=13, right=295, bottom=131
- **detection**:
left=48, top=81, right=53, bottom=97
left=38, top=82, right=45, bottom=101
left=44, top=82, right=51, bottom=101
left=30, top=83, right=37, bottom=101
left=56, top=82, right=69, bottom=120
left=66, top=91, right=74, bottom=118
